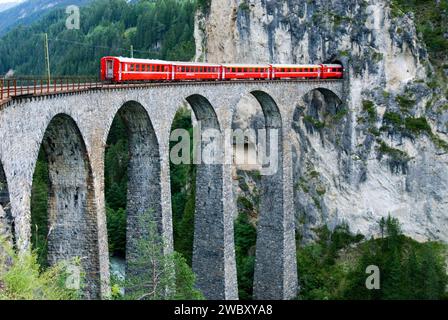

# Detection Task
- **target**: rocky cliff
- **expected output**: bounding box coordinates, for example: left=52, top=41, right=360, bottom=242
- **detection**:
left=195, top=0, right=448, bottom=242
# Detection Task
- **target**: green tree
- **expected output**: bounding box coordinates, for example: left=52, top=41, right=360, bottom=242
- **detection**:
left=123, top=210, right=203, bottom=300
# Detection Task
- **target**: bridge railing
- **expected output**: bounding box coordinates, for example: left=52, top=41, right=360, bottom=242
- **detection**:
left=0, top=77, right=99, bottom=103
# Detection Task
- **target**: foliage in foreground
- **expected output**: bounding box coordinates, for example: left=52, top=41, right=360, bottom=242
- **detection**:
left=112, top=211, right=203, bottom=300
left=0, top=240, right=81, bottom=300
left=297, top=217, right=448, bottom=300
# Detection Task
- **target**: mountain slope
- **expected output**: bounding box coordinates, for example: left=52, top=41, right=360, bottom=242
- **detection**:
left=0, top=1, right=23, bottom=12
left=0, top=0, right=93, bottom=35
left=0, top=0, right=196, bottom=75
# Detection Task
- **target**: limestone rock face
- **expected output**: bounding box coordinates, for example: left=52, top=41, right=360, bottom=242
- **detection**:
left=196, top=0, right=448, bottom=242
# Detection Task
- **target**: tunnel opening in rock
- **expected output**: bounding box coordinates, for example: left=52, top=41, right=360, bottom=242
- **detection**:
left=30, top=113, right=100, bottom=299
left=324, top=59, right=344, bottom=68
left=0, top=160, right=14, bottom=245
left=104, top=101, right=161, bottom=296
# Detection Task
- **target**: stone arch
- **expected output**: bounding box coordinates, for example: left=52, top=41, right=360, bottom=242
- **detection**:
left=230, top=90, right=297, bottom=300
left=176, top=94, right=237, bottom=299
left=36, top=113, right=100, bottom=299
left=291, top=87, right=348, bottom=259
left=250, top=91, right=282, bottom=129
left=185, top=94, right=221, bottom=130
left=0, top=160, right=13, bottom=244
left=105, top=101, right=161, bottom=292
left=296, top=88, right=344, bottom=137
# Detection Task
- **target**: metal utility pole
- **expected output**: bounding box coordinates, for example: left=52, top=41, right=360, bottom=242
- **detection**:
left=44, top=33, right=51, bottom=82
left=130, top=45, right=134, bottom=58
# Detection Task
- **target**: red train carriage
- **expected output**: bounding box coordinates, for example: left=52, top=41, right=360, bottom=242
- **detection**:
left=100, top=56, right=344, bottom=82
left=172, top=62, right=221, bottom=81
left=320, top=64, right=344, bottom=79
left=271, top=64, right=321, bottom=79
left=222, top=64, right=271, bottom=80
left=101, top=56, right=172, bottom=82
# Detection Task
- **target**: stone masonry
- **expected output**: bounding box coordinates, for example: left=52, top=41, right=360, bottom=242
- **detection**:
left=0, top=80, right=344, bottom=299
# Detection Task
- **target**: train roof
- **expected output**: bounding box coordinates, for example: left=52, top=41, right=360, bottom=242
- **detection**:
left=105, top=57, right=221, bottom=66
left=270, top=64, right=321, bottom=68
left=222, top=63, right=270, bottom=68
left=111, top=57, right=172, bottom=64
left=170, top=61, right=221, bottom=67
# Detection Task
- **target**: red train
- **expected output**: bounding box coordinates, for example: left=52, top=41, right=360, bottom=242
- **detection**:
left=100, top=56, right=343, bottom=82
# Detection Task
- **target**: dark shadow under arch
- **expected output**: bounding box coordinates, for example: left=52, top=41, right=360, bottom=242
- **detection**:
left=35, top=113, right=100, bottom=299
left=250, top=91, right=282, bottom=129
left=180, top=94, right=235, bottom=299
left=105, top=101, right=161, bottom=294
left=298, top=88, right=345, bottom=137
left=185, top=94, right=221, bottom=130
left=228, top=90, right=297, bottom=299
left=0, top=160, right=13, bottom=244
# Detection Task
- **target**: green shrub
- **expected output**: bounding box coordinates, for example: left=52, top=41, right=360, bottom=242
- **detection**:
left=396, top=95, right=415, bottom=112
left=362, top=100, right=377, bottom=123
left=383, top=112, right=403, bottom=127
left=404, top=117, right=431, bottom=134
left=303, top=116, right=325, bottom=130
left=0, top=241, right=82, bottom=300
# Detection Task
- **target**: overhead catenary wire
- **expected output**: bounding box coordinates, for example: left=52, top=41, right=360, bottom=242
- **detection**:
left=47, top=37, right=152, bottom=55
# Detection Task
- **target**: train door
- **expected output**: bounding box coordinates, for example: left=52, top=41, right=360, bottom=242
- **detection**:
left=106, top=59, right=114, bottom=80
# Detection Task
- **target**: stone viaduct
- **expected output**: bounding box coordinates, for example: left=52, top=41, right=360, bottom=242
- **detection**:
left=0, top=80, right=344, bottom=300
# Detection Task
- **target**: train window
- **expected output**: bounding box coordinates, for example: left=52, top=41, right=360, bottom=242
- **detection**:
left=130, top=64, right=135, bottom=71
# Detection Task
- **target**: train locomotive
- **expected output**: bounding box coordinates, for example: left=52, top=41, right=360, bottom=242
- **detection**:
left=100, top=56, right=343, bottom=82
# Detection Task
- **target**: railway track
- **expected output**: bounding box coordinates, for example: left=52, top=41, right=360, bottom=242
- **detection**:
left=0, top=78, right=343, bottom=108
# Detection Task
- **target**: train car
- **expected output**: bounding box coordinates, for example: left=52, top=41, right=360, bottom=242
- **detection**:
left=172, top=62, right=221, bottom=81
left=100, top=56, right=343, bottom=82
left=270, top=64, right=321, bottom=79
left=222, top=64, right=271, bottom=80
left=100, top=56, right=172, bottom=82
left=320, top=64, right=344, bottom=79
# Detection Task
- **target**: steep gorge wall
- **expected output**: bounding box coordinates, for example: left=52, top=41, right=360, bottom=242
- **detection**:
left=195, top=0, right=448, bottom=242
